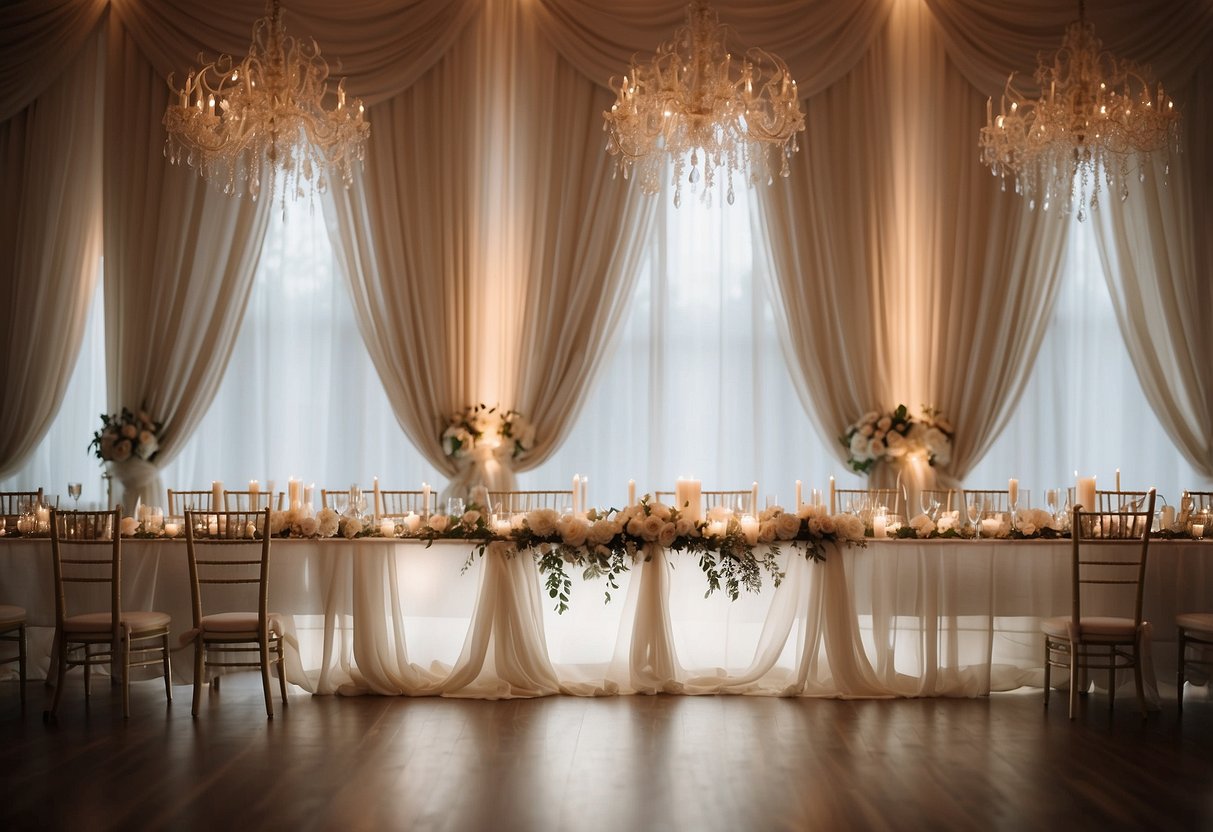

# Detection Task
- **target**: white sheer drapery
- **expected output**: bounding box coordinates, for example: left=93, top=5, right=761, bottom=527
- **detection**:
left=325, top=0, right=654, bottom=498
left=754, top=0, right=1068, bottom=497
left=0, top=33, right=103, bottom=478
left=0, top=0, right=106, bottom=121
left=102, top=17, right=272, bottom=508
left=1090, top=56, right=1213, bottom=480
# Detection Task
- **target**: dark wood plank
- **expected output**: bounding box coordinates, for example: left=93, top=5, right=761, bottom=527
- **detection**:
left=0, top=677, right=1210, bottom=830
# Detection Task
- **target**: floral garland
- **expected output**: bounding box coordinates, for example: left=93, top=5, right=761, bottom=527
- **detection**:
left=90, top=407, right=161, bottom=464
left=441, top=404, right=536, bottom=460
left=839, top=404, right=953, bottom=475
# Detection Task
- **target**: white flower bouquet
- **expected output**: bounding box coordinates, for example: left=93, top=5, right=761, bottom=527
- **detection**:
left=839, top=404, right=954, bottom=475
left=441, top=404, right=536, bottom=460
left=90, top=407, right=161, bottom=464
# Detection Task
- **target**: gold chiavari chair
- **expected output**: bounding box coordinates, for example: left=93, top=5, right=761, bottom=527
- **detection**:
left=1043, top=488, right=1156, bottom=720
left=1177, top=613, right=1213, bottom=714
left=378, top=490, right=429, bottom=516
left=1094, top=489, right=1151, bottom=512
left=488, top=490, right=574, bottom=515
left=1, top=488, right=43, bottom=530
left=962, top=489, right=1010, bottom=514
left=224, top=490, right=284, bottom=512
left=46, top=508, right=172, bottom=720
left=0, top=605, right=27, bottom=705
left=166, top=489, right=213, bottom=515
left=184, top=509, right=287, bottom=719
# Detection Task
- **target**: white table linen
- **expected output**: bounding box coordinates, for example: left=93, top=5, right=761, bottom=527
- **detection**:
left=2, top=537, right=1208, bottom=702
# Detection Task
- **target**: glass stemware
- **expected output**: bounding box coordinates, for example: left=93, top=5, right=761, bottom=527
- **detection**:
left=920, top=491, right=939, bottom=520
left=967, top=496, right=983, bottom=537
left=447, top=496, right=465, bottom=517
left=67, top=482, right=82, bottom=508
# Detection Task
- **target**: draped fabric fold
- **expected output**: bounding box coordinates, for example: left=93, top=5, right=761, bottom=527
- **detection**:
left=108, top=0, right=480, bottom=107
left=103, top=15, right=272, bottom=508
left=1090, top=55, right=1213, bottom=481
left=325, top=0, right=653, bottom=493
left=0, top=32, right=103, bottom=478
left=0, top=0, right=107, bottom=122
left=754, top=0, right=1068, bottom=484
left=531, top=0, right=893, bottom=97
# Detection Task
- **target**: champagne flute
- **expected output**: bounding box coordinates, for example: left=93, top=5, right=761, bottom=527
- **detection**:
left=967, top=495, right=983, bottom=537
left=67, top=482, right=82, bottom=508
left=920, top=491, right=939, bottom=521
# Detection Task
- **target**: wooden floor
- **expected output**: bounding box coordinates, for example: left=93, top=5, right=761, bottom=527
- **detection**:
left=0, top=676, right=1210, bottom=831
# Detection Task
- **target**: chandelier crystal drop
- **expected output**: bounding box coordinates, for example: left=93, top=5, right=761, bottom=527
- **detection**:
left=602, top=0, right=805, bottom=207
left=978, top=0, right=1179, bottom=221
left=162, top=0, right=369, bottom=203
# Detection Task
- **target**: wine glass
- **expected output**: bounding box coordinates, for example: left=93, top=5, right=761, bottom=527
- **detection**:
left=67, top=482, right=82, bottom=508
left=349, top=487, right=367, bottom=518
left=967, top=495, right=983, bottom=537
left=920, top=491, right=939, bottom=520
left=446, top=496, right=465, bottom=517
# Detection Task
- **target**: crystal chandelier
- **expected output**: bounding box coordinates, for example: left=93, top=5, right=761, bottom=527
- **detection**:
left=163, top=0, right=369, bottom=202
left=978, top=0, right=1179, bottom=221
left=603, top=1, right=805, bottom=207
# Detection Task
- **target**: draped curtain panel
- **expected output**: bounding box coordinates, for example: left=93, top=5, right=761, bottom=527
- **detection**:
left=0, top=33, right=103, bottom=478
left=102, top=16, right=272, bottom=507
left=0, top=0, right=107, bottom=121
left=1091, top=54, right=1213, bottom=479
left=754, top=0, right=1068, bottom=489
left=325, top=0, right=654, bottom=492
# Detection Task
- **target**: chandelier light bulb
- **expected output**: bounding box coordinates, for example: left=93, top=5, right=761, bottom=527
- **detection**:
left=162, top=0, right=370, bottom=204
left=602, top=0, right=805, bottom=207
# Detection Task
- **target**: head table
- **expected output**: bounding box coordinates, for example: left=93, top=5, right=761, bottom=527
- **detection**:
left=1, top=537, right=1209, bottom=702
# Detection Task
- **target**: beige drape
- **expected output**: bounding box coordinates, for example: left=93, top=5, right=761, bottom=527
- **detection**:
left=102, top=17, right=272, bottom=507
left=0, top=33, right=103, bottom=478
left=326, top=0, right=653, bottom=491
left=0, top=0, right=107, bottom=121
left=755, top=0, right=1068, bottom=486
left=1091, top=55, right=1213, bottom=480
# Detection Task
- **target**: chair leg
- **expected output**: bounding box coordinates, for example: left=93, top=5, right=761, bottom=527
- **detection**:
left=1043, top=637, right=1052, bottom=709
left=1108, top=657, right=1115, bottom=711
left=260, top=637, right=274, bottom=719
left=47, top=636, right=68, bottom=719
left=121, top=635, right=131, bottom=720
left=275, top=636, right=288, bottom=707
left=1177, top=628, right=1186, bottom=714
left=18, top=623, right=26, bottom=707
left=1133, top=640, right=1147, bottom=720
left=192, top=640, right=204, bottom=718
left=161, top=633, right=172, bottom=704
left=45, top=631, right=59, bottom=689
left=1068, top=643, right=1079, bottom=720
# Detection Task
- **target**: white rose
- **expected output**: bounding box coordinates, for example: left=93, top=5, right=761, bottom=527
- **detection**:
left=527, top=508, right=559, bottom=537
left=849, top=433, right=870, bottom=459
left=818, top=515, right=836, bottom=535
left=923, top=427, right=949, bottom=457
left=588, top=519, right=618, bottom=546
left=910, top=513, right=936, bottom=538
left=557, top=517, right=589, bottom=548
left=627, top=517, right=645, bottom=537
left=867, top=438, right=885, bottom=459
left=120, top=516, right=139, bottom=536
left=657, top=522, right=677, bottom=548
left=936, top=510, right=959, bottom=533
left=832, top=514, right=865, bottom=541
left=649, top=502, right=671, bottom=522
left=269, top=511, right=288, bottom=535
left=112, top=439, right=133, bottom=462
left=296, top=516, right=319, bottom=537
left=859, top=423, right=875, bottom=438
left=317, top=508, right=340, bottom=537
left=342, top=516, right=363, bottom=539
left=808, top=517, right=823, bottom=536
left=121, top=423, right=138, bottom=439
left=427, top=514, right=449, bottom=533
left=674, top=518, right=694, bottom=538
left=461, top=510, right=481, bottom=529
left=758, top=521, right=777, bottom=543
left=641, top=514, right=665, bottom=542
left=775, top=512, right=801, bottom=540
left=877, top=416, right=892, bottom=431
left=884, top=431, right=907, bottom=458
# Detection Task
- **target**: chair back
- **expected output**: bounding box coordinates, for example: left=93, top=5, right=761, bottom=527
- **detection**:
left=963, top=489, right=1009, bottom=514
left=1094, top=489, right=1151, bottom=512
left=653, top=489, right=755, bottom=514
left=184, top=509, right=272, bottom=632
left=1, top=489, right=43, bottom=525
left=378, top=490, right=429, bottom=516
left=224, top=491, right=283, bottom=512
left=920, top=489, right=958, bottom=512
left=832, top=487, right=904, bottom=517
left=488, top=490, right=573, bottom=515
left=49, top=508, right=121, bottom=638
left=1186, top=491, right=1213, bottom=512
left=1068, top=488, right=1156, bottom=628
left=167, top=489, right=213, bottom=515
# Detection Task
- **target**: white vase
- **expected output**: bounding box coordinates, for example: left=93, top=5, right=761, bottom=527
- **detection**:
left=107, top=458, right=162, bottom=514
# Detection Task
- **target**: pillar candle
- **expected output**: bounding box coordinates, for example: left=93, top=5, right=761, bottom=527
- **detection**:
left=373, top=477, right=381, bottom=522
left=795, top=480, right=803, bottom=511
left=572, top=475, right=581, bottom=515
left=751, top=482, right=759, bottom=515
left=628, top=479, right=636, bottom=507
left=829, top=476, right=836, bottom=514
left=422, top=482, right=431, bottom=516
left=379, top=518, right=395, bottom=538
left=581, top=476, right=589, bottom=515
left=873, top=513, right=887, bottom=538
left=1115, top=468, right=1121, bottom=492
left=1160, top=505, right=1175, bottom=531
left=288, top=478, right=301, bottom=511
left=1077, top=476, right=1096, bottom=512
left=164, top=521, right=180, bottom=538
left=249, top=480, right=259, bottom=506
left=1193, top=524, right=1205, bottom=539
left=212, top=481, right=223, bottom=511
left=740, top=515, right=759, bottom=545
left=403, top=512, right=421, bottom=534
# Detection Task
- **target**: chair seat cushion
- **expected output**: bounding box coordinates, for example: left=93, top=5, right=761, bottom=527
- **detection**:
left=200, top=611, right=282, bottom=635
left=1177, top=612, right=1213, bottom=635
left=64, top=610, right=171, bottom=634
left=1042, top=616, right=1143, bottom=640
left=0, top=605, right=25, bottom=627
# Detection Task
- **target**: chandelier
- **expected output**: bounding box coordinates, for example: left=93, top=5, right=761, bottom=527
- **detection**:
left=978, top=0, right=1179, bottom=221
left=603, top=1, right=805, bottom=207
left=163, top=0, right=369, bottom=203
